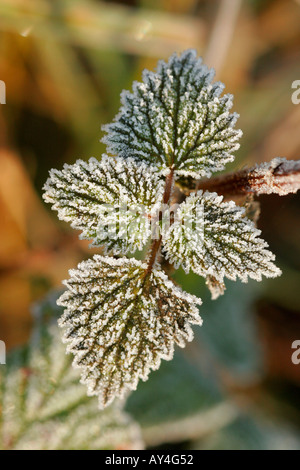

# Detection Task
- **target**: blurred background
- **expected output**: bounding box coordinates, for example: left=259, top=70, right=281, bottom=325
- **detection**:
left=0, top=0, right=299, bottom=449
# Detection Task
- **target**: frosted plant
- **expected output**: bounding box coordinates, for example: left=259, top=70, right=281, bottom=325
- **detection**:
left=0, top=294, right=143, bottom=450
left=43, top=49, right=283, bottom=409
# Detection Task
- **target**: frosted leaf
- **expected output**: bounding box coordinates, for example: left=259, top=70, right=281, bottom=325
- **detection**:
left=43, top=155, right=166, bottom=254
left=102, top=49, right=242, bottom=179
left=162, top=191, right=281, bottom=287
left=58, top=255, right=202, bottom=409
left=0, top=293, right=143, bottom=450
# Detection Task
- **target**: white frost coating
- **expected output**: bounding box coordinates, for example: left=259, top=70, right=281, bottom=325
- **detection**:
left=162, top=191, right=282, bottom=283
left=250, top=157, right=300, bottom=195
left=102, top=49, right=242, bottom=179
left=43, top=155, right=166, bottom=254
left=58, top=255, right=202, bottom=409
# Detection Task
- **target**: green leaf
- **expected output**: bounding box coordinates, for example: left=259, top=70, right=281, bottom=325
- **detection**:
left=126, top=349, right=237, bottom=447
left=43, top=155, right=166, bottom=254
left=162, top=191, right=281, bottom=292
left=102, top=49, right=242, bottom=179
left=126, top=349, right=224, bottom=426
left=0, top=293, right=143, bottom=450
left=58, top=255, right=202, bottom=408
left=195, top=282, right=263, bottom=380
left=171, top=267, right=264, bottom=380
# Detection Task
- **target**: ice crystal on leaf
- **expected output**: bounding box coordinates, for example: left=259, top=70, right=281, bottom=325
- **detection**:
left=162, top=191, right=281, bottom=287
left=102, top=49, right=242, bottom=179
left=43, top=155, right=166, bottom=254
left=58, top=255, right=202, bottom=409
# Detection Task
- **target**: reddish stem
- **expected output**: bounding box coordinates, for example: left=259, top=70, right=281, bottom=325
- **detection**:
left=196, top=158, right=300, bottom=197
left=145, top=168, right=174, bottom=274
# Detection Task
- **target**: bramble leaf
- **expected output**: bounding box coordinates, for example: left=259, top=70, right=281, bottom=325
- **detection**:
left=162, top=191, right=281, bottom=290
left=58, top=255, right=202, bottom=408
left=43, top=155, right=166, bottom=254
left=102, top=49, right=242, bottom=179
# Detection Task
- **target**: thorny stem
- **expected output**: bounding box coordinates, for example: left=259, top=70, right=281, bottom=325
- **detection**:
left=145, top=168, right=175, bottom=274
left=195, top=158, right=300, bottom=197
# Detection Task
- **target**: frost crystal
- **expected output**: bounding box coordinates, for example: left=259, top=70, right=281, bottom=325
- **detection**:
left=102, top=49, right=242, bottom=179
left=248, top=157, right=300, bottom=196
left=162, top=191, right=281, bottom=285
left=58, top=255, right=202, bottom=408
left=43, top=155, right=166, bottom=254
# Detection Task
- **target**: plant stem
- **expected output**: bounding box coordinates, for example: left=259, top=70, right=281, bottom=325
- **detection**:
left=196, top=158, right=300, bottom=197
